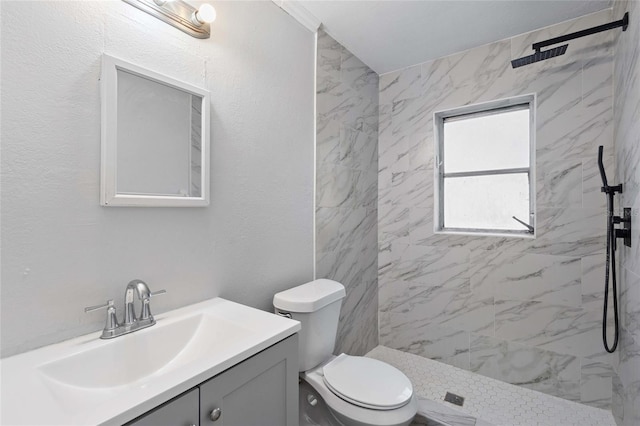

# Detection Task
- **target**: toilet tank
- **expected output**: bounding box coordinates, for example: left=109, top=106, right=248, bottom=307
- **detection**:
left=273, top=279, right=346, bottom=372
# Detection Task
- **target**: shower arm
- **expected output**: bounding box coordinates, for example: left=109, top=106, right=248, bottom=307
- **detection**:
left=532, top=12, right=629, bottom=52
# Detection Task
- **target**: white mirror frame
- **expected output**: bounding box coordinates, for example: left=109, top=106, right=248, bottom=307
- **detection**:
left=101, top=54, right=210, bottom=207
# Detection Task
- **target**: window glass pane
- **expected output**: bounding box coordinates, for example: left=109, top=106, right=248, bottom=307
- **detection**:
left=444, top=108, right=529, bottom=173
left=444, top=173, right=530, bottom=231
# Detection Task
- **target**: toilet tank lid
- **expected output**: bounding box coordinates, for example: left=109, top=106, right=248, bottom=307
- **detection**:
left=273, top=279, right=346, bottom=313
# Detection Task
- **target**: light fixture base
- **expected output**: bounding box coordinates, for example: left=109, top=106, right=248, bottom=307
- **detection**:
left=122, top=0, right=210, bottom=39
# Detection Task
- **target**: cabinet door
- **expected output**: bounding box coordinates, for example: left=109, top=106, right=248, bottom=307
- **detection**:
left=200, top=334, right=298, bottom=426
left=127, top=388, right=199, bottom=426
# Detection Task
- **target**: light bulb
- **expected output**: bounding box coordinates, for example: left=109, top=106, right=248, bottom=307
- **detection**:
left=192, top=3, right=216, bottom=26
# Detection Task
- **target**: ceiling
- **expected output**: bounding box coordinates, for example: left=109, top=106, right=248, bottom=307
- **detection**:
left=298, top=0, right=612, bottom=74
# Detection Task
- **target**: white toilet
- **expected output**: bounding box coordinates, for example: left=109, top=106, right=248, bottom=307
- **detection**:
left=274, top=279, right=417, bottom=426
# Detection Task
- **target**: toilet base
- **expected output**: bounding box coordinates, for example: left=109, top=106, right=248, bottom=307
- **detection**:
left=300, top=378, right=340, bottom=426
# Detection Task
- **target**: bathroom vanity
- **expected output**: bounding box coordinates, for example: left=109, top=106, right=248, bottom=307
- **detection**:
left=0, top=298, right=300, bottom=426
left=128, top=335, right=298, bottom=426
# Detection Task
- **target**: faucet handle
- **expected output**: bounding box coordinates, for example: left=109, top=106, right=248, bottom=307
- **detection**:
left=84, top=299, right=114, bottom=313
left=85, top=299, right=119, bottom=333
left=140, top=289, right=167, bottom=322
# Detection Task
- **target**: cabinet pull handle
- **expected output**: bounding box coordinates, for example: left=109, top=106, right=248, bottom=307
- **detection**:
left=210, top=407, right=222, bottom=422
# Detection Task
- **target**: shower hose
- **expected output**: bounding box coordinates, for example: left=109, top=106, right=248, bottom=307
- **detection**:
left=603, top=191, right=619, bottom=353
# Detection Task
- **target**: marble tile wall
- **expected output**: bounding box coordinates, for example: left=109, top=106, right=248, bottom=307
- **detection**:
left=378, top=10, right=619, bottom=409
left=316, top=29, right=379, bottom=355
left=611, top=0, right=640, bottom=424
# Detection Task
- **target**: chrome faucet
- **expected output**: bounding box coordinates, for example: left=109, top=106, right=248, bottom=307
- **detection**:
left=124, top=279, right=151, bottom=325
left=85, top=279, right=166, bottom=339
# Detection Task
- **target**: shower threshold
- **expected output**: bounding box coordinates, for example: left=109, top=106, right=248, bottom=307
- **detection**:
left=365, top=346, right=615, bottom=426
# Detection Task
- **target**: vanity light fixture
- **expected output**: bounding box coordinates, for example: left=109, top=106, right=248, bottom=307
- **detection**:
left=122, top=0, right=215, bottom=39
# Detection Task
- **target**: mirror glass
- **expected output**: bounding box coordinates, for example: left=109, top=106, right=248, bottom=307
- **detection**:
left=117, top=70, right=202, bottom=197
left=101, top=55, right=210, bottom=207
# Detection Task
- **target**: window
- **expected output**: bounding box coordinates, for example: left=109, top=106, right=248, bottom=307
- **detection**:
left=434, top=95, right=535, bottom=237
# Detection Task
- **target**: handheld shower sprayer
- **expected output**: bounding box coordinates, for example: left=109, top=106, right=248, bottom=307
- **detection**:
left=597, top=146, right=608, bottom=187
left=598, top=146, right=632, bottom=353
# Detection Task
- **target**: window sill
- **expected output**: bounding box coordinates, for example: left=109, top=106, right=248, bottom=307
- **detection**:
left=434, top=229, right=536, bottom=240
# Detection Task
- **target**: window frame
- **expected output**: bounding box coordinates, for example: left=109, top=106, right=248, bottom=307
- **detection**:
left=433, top=94, right=536, bottom=238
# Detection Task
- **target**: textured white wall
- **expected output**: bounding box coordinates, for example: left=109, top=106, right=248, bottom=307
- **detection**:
left=0, top=1, right=315, bottom=358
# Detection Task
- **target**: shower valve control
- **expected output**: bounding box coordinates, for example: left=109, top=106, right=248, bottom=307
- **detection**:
left=610, top=208, right=632, bottom=249
left=616, top=208, right=632, bottom=248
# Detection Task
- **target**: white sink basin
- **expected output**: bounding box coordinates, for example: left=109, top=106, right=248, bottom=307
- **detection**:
left=39, top=314, right=252, bottom=389
left=0, top=298, right=300, bottom=426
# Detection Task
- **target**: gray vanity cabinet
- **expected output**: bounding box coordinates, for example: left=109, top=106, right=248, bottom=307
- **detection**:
left=128, top=387, right=200, bottom=426
left=199, top=334, right=298, bottom=426
left=127, top=335, right=298, bottom=426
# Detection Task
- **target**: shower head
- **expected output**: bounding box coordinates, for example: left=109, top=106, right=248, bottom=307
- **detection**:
left=510, top=44, right=568, bottom=68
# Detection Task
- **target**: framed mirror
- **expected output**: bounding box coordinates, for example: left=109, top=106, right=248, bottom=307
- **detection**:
left=101, top=54, right=210, bottom=207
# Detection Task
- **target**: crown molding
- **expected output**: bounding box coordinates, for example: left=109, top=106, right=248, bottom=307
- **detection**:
left=272, top=0, right=321, bottom=33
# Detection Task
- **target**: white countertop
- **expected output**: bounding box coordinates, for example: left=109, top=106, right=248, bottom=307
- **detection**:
left=0, top=298, right=300, bottom=425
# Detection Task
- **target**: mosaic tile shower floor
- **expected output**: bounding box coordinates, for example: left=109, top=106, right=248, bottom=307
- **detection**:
left=366, top=346, right=615, bottom=426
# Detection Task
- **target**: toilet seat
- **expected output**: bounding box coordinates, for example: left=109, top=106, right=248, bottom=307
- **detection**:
left=302, top=358, right=418, bottom=426
left=322, top=354, right=413, bottom=410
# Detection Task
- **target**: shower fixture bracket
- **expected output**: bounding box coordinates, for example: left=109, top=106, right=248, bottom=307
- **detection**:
left=601, top=183, right=623, bottom=194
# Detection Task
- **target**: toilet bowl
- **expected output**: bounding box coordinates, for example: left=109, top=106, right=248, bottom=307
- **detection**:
left=303, top=355, right=417, bottom=426
left=274, top=279, right=417, bottom=426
